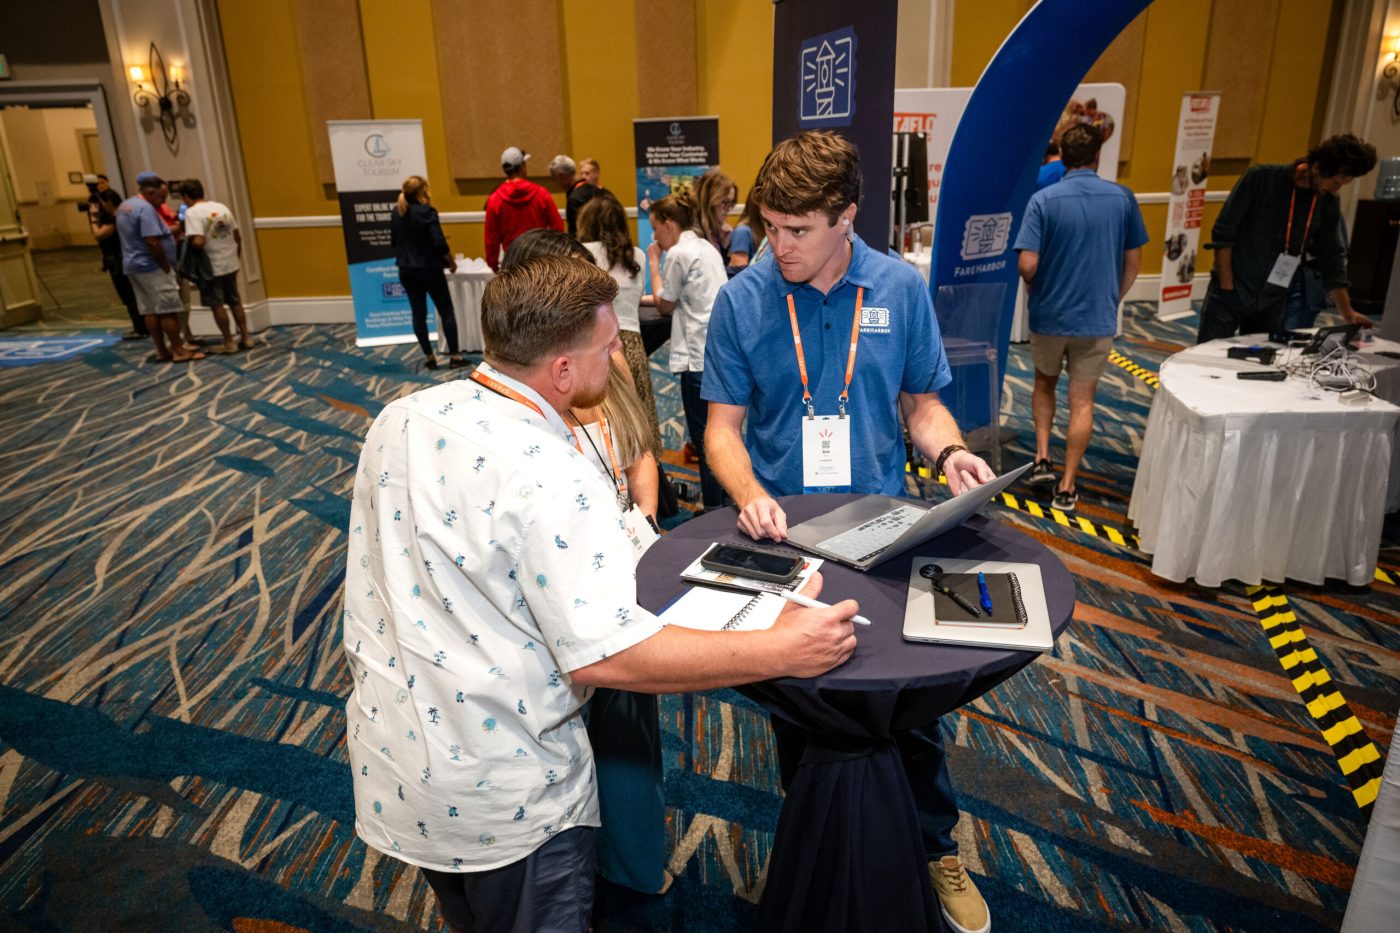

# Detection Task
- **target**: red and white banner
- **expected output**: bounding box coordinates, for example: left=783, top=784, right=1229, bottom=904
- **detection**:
left=1158, top=92, right=1220, bottom=320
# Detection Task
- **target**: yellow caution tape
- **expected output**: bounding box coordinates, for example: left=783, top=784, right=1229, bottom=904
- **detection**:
left=1245, top=584, right=1382, bottom=813
left=1108, top=349, right=1161, bottom=388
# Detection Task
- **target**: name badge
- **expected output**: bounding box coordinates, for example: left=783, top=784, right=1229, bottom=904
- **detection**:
left=802, top=415, right=852, bottom=492
left=1266, top=253, right=1301, bottom=288
left=622, top=503, right=659, bottom=563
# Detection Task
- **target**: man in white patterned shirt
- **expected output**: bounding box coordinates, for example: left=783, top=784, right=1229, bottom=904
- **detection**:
left=342, top=255, right=858, bottom=933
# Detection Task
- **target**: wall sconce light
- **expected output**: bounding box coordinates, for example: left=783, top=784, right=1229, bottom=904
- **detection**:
left=130, top=42, right=191, bottom=147
left=1382, top=35, right=1400, bottom=120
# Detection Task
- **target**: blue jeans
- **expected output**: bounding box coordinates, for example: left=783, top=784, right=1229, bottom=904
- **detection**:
left=680, top=371, right=723, bottom=509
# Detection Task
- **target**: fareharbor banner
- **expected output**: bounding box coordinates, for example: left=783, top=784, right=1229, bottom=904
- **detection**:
left=1158, top=92, right=1220, bottom=321
left=633, top=117, right=719, bottom=258
left=931, top=0, right=1152, bottom=434
left=329, top=120, right=429, bottom=347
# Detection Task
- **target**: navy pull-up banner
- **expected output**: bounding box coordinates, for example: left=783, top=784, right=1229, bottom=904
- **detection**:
left=772, top=0, right=898, bottom=249
left=932, top=0, right=1154, bottom=433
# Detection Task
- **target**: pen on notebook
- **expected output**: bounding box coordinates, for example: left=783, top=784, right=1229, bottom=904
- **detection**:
left=977, top=572, right=993, bottom=614
left=779, top=590, right=872, bottom=626
left=930, top=578, right=980, bottom=617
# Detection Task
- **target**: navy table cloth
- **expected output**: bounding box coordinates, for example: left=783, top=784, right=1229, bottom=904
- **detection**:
left=636, top=494, right=1076, bottom=932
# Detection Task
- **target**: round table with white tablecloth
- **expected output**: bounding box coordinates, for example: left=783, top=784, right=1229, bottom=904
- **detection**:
left=1128, top=333, right=1400, bottom=587
left=442, top=259, right=493, bottom=353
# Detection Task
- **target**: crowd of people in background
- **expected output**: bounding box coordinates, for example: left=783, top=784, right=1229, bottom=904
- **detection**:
left=93, top=170, right=249, bottom=363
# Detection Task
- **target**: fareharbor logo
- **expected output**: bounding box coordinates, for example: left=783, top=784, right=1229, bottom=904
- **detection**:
left=960, top=213, right=1013, bottom=262
left=799, top=26, right=856, bottom=127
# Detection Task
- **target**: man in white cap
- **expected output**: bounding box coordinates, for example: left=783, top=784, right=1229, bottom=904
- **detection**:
left=484, top=146, right=564, bottom=271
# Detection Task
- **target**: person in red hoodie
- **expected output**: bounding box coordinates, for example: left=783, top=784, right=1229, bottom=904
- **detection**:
left=483, top=147, right=564, bottom=270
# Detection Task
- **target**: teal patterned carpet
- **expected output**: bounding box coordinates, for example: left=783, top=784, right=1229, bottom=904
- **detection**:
left=0, top=302, right=1395, bottom=931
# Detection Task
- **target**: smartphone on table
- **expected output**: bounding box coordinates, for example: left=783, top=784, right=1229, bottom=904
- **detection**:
left=700, top=543, right=804, bottom=584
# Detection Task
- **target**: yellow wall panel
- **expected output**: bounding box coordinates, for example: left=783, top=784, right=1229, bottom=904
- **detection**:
left=254, top=228, right=354, bottom=297
left=563, top=0, right=639, bottom=200
left=292, top=0, right=372, bottom=186
left=1257, top=0, right=1337, bottom=164
left=950, top=0, right=1023, bottom=88
left=218, top=0, right=333, bottom=217
left=358, top=0, right=469, bottom=214
left=697, top=0, right=774, bottom=195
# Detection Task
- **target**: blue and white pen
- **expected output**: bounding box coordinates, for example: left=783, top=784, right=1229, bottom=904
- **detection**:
left=977, top=572, right=993, bottom=614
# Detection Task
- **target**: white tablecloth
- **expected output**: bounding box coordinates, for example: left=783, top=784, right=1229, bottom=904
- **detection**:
left=1128, top=334, right=1400, bottom=586
left=444, top=260, right=494, bottom=353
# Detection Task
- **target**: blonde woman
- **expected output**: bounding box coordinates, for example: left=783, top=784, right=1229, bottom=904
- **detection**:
left=692, top=170, right=738, bottom=262
left=391, top=175, right=465, bottom=369
left=499, top=228, right=671, bottom=895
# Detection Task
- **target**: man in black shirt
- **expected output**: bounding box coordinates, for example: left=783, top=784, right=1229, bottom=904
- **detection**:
left=548, top=154, right=600, bottom=237
left=1197, top=134, right=1377, bottom=343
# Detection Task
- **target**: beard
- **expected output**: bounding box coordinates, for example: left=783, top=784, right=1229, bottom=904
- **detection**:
left=570, top=379, right=608, bottom=410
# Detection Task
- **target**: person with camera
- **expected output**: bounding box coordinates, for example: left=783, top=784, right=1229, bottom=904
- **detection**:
left=88, top=184, right=145, bottom=340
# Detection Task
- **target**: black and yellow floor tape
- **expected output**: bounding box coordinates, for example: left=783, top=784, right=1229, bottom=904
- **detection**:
left=906, top=463, right=1142, bottom=549
left=1246, top=585, right=1383, bottom=811
left=1108, top=349, right=1161, bottom=388
left=906, top=459, right=1389, bottom=807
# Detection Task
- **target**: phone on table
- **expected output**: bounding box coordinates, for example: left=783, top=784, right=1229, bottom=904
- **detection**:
left=700, top=543, right=804, bottom=584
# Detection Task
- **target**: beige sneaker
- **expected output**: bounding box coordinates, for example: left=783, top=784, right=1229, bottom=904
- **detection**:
left=930, top=855, right=990, bottom=933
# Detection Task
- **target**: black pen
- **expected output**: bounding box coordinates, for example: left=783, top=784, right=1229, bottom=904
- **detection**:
left=930, top=578, right=980, bottom=616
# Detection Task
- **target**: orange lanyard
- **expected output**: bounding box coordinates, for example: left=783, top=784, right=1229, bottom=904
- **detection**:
left=470, top=368, right=582, bottom=452
left=786, top=285, right=863, bottom=419
left=1284, top=186, right=1317, bottom=258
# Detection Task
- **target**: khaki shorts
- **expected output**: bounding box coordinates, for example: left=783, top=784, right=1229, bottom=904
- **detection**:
left=128, top=268, right=184, bottom=316
left=1029, top=333, right=1114, bottom=382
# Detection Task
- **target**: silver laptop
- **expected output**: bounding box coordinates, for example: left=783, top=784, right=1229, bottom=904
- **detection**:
left=785, top=462, right=1033, bottom=571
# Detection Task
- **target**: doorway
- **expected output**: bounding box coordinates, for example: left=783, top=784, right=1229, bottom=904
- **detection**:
left=0, top=102, right=134, bottom=332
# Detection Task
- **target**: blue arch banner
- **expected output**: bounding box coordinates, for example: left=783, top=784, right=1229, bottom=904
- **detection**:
left=932, top=0, right=1153, bottom=434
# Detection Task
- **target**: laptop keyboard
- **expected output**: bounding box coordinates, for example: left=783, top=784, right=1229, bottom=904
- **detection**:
left=816, top=505, right=927, bottom=562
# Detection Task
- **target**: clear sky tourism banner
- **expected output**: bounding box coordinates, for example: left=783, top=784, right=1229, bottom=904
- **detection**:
left=633, top=117, right=718, bottom=264
left=1158, top=92, right=1220, bottom=320
left=329, top=120, right=429, bottom=347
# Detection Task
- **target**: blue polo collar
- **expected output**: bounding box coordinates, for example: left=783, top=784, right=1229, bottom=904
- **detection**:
left=771, top=232, right=878, bottom=298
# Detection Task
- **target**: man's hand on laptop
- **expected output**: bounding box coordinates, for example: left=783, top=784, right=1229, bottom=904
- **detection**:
left=944, top=450, right=996, bottom=496
left=738, top=493, right=789, bottom=541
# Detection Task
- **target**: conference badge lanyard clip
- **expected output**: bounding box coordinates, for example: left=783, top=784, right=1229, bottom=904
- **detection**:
left=789, top=287, right=862, bottom=493
left=1266, top=185, right=1316, bottom=288
left=569, top=410, right=658, bottom=563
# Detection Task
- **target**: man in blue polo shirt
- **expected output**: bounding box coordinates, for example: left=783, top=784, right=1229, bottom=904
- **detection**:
left=1014, top=124, right=1147, bottom=512
left=703, top=130, right=996, bottom=933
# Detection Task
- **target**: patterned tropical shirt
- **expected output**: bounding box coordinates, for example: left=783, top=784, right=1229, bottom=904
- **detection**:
left=342, top=362, right=665, bottom=871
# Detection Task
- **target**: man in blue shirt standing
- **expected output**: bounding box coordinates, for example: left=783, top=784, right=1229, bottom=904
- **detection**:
left=703, top=130, right=997, bottom=933
left=1014, top=124, right=1147, bottom=512
left=115, top=172, right=205, bottom=363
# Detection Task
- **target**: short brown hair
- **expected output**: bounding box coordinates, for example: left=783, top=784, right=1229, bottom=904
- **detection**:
left=1058, top=124, right=1103, bottom=169
left=750, top=131, right=861, bottom=225
left=481, top=255, right=619, bottom=368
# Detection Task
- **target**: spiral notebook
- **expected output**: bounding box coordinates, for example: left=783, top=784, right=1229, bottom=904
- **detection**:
left=927, top=573, right=1027, bottom=628
left=901, top=558, right=1054, bottom=652
left=662, top=548, right=823, bottom=632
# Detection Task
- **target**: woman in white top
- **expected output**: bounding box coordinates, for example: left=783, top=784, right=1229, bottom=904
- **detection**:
left=643, top=189, right=728, bottom=509
left=578, top=192, right=661, bottom=455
